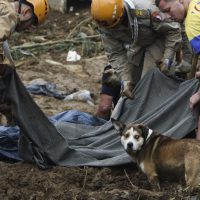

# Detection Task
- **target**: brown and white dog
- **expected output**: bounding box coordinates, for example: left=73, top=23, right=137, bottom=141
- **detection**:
left=112, top=119, right=200, bottom=190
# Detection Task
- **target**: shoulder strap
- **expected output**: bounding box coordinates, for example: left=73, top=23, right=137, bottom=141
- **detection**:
left=3, top=41, right=15, bottom=66
left=124, top=1, right=138, bottom=45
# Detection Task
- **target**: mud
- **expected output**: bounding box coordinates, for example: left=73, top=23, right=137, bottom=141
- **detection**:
left=0, top=3, right=199, bottom=200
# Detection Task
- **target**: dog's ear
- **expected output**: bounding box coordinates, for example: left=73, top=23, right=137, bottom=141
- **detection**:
left=138, top=124, right=150, bottom=138
left=111, top=118, right=126, bottom=135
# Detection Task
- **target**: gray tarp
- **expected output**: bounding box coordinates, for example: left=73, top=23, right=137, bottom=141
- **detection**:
left=1, top=66, right=199, bottom=168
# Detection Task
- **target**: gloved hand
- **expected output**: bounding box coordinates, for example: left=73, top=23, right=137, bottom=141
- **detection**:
left=3, top=41, right=15, bottom=66
left=102, top=68, right=121, bottom=87
left=175, top=60, right=192, bottom=74
left=121, top=80, right=134, bottom=99
left=156, top=58, right=173, bottom=76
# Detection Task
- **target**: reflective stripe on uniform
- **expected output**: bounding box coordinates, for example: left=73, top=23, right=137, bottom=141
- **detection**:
left=124, top=0, right=135, bottom=9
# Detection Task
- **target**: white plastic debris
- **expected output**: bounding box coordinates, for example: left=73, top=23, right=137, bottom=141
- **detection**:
left=69, top=6, right=74, bottom=12
left=45, top=59, right=63, bottom=66
left=66, top=51, right=81, bottom=62
left=64, top=90, right=94, bottom=106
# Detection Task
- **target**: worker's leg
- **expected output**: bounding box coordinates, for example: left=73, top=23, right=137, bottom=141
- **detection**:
left=96, top=94, right=113, bottom=121
left=96, top=65, right=121, bottom=120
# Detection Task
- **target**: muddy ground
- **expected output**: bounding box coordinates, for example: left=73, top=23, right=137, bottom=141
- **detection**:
left=0, top=2, right=200, bottom=200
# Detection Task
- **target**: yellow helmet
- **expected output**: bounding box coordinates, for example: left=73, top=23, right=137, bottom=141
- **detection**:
left=91, top=0, right=124, bottom=28
left=26, top=0, right=49, bottom=24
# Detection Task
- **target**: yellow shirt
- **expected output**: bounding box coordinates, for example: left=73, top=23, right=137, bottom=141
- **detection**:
left=185, top=0, right=200, bottom=54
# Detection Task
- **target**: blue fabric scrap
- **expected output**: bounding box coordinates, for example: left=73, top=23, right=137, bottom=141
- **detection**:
left=0, top=110, right=106, bottom=161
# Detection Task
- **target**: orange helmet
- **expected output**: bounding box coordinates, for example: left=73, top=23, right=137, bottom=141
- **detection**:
left=18, top=0, right=49, bottom=25
left=91, top=0, right=124, bottom=28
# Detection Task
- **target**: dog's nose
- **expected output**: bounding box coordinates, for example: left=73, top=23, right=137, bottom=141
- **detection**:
left=127, top=142, right=133, bottom=149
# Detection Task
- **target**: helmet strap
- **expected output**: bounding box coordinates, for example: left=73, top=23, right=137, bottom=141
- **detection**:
left=18, top=0, right=23, bottom=14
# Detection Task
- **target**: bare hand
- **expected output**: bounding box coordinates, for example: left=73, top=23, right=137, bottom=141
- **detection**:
left=189, top=90, right=200, bottom=109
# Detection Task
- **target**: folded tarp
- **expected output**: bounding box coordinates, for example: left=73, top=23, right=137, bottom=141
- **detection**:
left=0, top=110, right=106, bottom=161
left=0, top=65, right=199, bottom=168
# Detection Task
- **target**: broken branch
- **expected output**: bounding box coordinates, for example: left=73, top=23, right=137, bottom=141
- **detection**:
left=11, top=35, right=100, bottom=50
left=124, top=169, right=165, bottom=198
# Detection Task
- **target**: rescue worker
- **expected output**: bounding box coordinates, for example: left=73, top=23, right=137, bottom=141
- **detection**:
left=189, top=71, right=200, bottom=140
left=91, top=0, right=192, bottom=120
left=0, top=0, right=49, bottom=125
left=156, top=0, right=200, bottom=140
left=155, top=0, right=200, bottom=54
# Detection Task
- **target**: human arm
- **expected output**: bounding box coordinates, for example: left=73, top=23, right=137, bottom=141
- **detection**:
left=190, top=89, right=200, bottom=109
left=99, top=26, right=137, bottom=98
left=189, top=72, right=200, bottom=109
left=0, top=1, right=19, bottom=41
left=0, top=1, right=19, bottom=62
left=100, top=27, right=134, bottom=83
left=175, top=23, right=193, bottom=73
left=153, top=21, right=181, bottom=60
left=152, top=20, right=182, bottom=72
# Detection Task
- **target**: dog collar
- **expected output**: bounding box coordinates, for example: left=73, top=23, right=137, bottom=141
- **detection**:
left=146, top=128, right=153, bottom=142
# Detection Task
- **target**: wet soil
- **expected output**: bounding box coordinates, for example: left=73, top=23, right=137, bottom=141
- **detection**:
left=0, top=3, right=200, bottom=200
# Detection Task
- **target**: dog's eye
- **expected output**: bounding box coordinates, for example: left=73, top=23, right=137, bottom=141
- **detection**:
left=124, top=133, right=129, bottom=138
left=134, top=135, right=140, bottom=140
